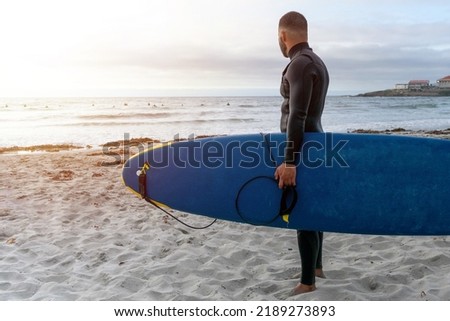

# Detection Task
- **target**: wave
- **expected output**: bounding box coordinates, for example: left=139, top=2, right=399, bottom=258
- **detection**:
left=78, top=112, right=172, bottom=120
left=383, top=103, right=439, bottom=109
left=152, top=117, right=258, bottom=125
left=53, top=121, right=141, bottom=127
left=57, top=117, right=258, bottom=127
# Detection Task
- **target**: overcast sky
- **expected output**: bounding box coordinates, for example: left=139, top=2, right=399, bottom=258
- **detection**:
left=1, top=0, right=449, bottom=96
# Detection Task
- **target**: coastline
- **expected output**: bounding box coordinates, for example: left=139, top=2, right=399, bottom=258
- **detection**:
left=357, top=88, right=450, bottom=97
left=1, top=130, right=450, bottom=300
left=350, top=128, right=450, bottom=139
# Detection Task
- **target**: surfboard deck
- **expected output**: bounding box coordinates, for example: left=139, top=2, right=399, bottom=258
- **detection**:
left=122, top=132, right=450, bottom=235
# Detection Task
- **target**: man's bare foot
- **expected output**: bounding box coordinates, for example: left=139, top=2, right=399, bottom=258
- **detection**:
left=290, top=283, right=317, bottom=296
left=315, top=268, right=326, bottom=279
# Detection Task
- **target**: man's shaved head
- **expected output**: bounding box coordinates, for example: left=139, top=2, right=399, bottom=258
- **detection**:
left=279, top=11, right=308, bottom=38
left=278, top=11, right=308, bottom=57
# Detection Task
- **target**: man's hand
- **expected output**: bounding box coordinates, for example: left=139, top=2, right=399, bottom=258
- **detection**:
left=274, top=163, right=297, bottom=189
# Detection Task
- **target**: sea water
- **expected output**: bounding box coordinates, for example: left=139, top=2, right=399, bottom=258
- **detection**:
left=0, top=96, right=449, bottom=147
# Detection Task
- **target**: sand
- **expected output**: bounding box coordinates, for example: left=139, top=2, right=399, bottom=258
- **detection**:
left=1, top=133, right=450, bottom=301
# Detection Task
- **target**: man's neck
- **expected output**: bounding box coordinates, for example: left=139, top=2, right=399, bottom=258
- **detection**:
left=288, top=42, right=310, bottom=59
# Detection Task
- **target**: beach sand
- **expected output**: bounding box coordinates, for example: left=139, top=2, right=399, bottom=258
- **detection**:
left=1, top=132, right=450, bottom=301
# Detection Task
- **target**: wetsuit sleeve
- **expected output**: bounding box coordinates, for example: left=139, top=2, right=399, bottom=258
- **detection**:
left=284, top=59, right=314, bottom=164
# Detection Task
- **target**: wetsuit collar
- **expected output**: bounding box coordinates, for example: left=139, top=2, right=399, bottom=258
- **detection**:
left=288, top=42, right=310, bottom=60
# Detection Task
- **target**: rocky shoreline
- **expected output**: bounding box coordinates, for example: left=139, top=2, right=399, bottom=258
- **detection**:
left=350, top=128, right=450, bottom=139
left=357, top=88, right=450, bottom=97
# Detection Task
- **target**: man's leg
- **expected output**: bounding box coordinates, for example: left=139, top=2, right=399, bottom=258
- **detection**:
left=315, top=232, right=326, bottom=278
left=292, top=230, right=319, bottom=294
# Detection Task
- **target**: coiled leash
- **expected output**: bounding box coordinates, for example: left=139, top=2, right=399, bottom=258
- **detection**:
left=235, top=175, right=298, bottom=226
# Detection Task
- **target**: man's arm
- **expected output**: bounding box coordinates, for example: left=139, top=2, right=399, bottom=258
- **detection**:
left=284, top=59, right=314, bottom=164
left=276, top=59, right=314, bottom=189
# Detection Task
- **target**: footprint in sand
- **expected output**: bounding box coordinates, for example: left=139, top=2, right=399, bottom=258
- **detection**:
left=52, top=170, right=75, bottom=181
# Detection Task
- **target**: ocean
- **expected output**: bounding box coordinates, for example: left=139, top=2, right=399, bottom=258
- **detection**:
left=0, top=96, right=449, bottom=148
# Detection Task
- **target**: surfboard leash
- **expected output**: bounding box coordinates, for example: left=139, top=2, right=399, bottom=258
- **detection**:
left=138, top=162, right=217, bottom=230
left=235, top=175, right=298, bottom=226
left=145, top=198, right=217, bottom=230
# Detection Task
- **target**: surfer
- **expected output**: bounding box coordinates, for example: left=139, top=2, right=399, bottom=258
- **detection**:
left=274, top=11, right=329, bottom=295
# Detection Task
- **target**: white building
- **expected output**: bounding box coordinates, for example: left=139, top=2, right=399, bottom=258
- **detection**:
left=395, top=84, right=408, bottom=90
left=437, top=75, right=450, bottom=88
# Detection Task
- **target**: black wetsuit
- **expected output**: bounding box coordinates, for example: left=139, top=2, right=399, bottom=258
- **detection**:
left=280, top=42, right=329, bottom=286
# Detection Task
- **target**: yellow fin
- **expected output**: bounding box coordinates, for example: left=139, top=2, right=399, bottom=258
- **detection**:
left=282, top=214, right=290, bottom=224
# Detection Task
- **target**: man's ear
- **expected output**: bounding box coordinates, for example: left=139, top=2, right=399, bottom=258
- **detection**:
left=279, top=29, right=287, bottom=42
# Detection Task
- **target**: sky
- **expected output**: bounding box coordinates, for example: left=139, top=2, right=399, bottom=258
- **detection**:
left=0, top=0, right=449, bottom=97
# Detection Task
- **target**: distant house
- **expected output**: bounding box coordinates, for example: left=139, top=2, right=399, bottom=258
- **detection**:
left=408, top=80, right=430, bottom=90
left=437, top=75, right=450, bottom=88
left=395, top=84, right=408, bottom=90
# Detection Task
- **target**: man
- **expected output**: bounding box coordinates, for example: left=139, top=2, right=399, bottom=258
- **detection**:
left=274, top=11, right=329, bottom=295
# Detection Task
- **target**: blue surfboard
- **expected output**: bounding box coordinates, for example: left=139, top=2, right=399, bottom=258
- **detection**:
left=122, top=133, right=450, bottom=235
